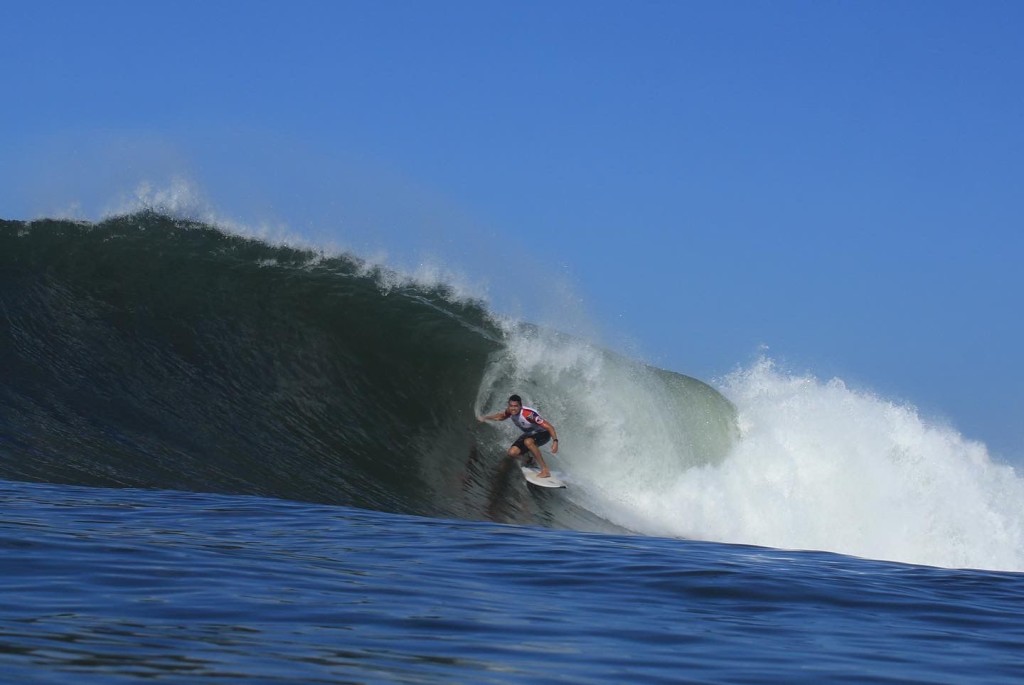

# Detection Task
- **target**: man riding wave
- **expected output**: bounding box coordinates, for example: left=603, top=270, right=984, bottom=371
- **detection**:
left=478, top=394, right=559, bottom=478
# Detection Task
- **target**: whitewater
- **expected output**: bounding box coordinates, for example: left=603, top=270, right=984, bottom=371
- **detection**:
left=483, top=325, right=1024, bottom=572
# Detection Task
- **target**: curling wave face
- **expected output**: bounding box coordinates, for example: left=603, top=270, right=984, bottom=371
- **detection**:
left=4, top=212, right=1023, bottom=570
left=0, top=213, right=735, bottom=534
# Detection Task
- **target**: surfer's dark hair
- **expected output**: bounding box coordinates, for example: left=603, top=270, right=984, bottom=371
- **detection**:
left=508, top=394, right=522, bottom=404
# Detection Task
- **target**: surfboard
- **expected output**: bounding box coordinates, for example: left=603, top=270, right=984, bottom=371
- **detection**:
left=521, top=465, right=566, bottom=489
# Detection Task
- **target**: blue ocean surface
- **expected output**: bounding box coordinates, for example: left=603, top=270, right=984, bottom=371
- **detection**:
left=2, top=478, right=1022, bottom=685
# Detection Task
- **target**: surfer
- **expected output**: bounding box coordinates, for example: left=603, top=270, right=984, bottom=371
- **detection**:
left=478, top=395, right=559, bottom=478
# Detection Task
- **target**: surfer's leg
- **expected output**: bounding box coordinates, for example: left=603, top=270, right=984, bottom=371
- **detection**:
left=522, top=437, right=550, bottom=478
left=509, top=434, right=533, bottom=461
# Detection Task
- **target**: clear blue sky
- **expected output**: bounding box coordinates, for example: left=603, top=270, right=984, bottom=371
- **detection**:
left=3, top=1, right=1022, bottom=459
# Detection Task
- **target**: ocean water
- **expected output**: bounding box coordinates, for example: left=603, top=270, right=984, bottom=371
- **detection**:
left=5, top=480, right=1024, bottom=684
left=2, top=214, right=1023, bottom=683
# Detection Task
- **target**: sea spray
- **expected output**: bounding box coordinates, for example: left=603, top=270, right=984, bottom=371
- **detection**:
left=595, top=358, right=1024, bottom=571
left=475, top=322, right=737, bottom=518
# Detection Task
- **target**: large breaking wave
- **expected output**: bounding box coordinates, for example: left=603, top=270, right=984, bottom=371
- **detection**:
left=3, top=212, right=1022, bottom=570
left=0, top=213, right=733, bottom=534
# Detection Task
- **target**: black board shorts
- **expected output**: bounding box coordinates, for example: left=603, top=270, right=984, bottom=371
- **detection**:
left=511, top=430, right=551, bottom=454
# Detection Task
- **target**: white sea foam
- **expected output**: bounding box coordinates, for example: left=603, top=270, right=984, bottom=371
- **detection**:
left=589, top=358, right=1024, bottom=571
left=477, top=323, right=736, bottom=523
left=478, top=329, right=1024, bottom=571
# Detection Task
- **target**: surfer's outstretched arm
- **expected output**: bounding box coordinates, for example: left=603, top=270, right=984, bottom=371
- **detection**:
left=477, top=410, right=508, bottom=422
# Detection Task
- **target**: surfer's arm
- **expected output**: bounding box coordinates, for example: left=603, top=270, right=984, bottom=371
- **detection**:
left=477, top=410, right=509, bottom=423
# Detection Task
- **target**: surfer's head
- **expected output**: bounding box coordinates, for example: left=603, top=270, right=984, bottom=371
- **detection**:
left=507, top=395, right=523, bottom=414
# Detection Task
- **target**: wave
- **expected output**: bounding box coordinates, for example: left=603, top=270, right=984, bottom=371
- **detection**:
left=3, top=212, right=1021, bottom=570
left=0, top=212, right=734, bottom=534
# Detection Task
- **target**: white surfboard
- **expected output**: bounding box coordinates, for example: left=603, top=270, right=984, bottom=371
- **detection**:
left=521, top=465, right=566, bottom=489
